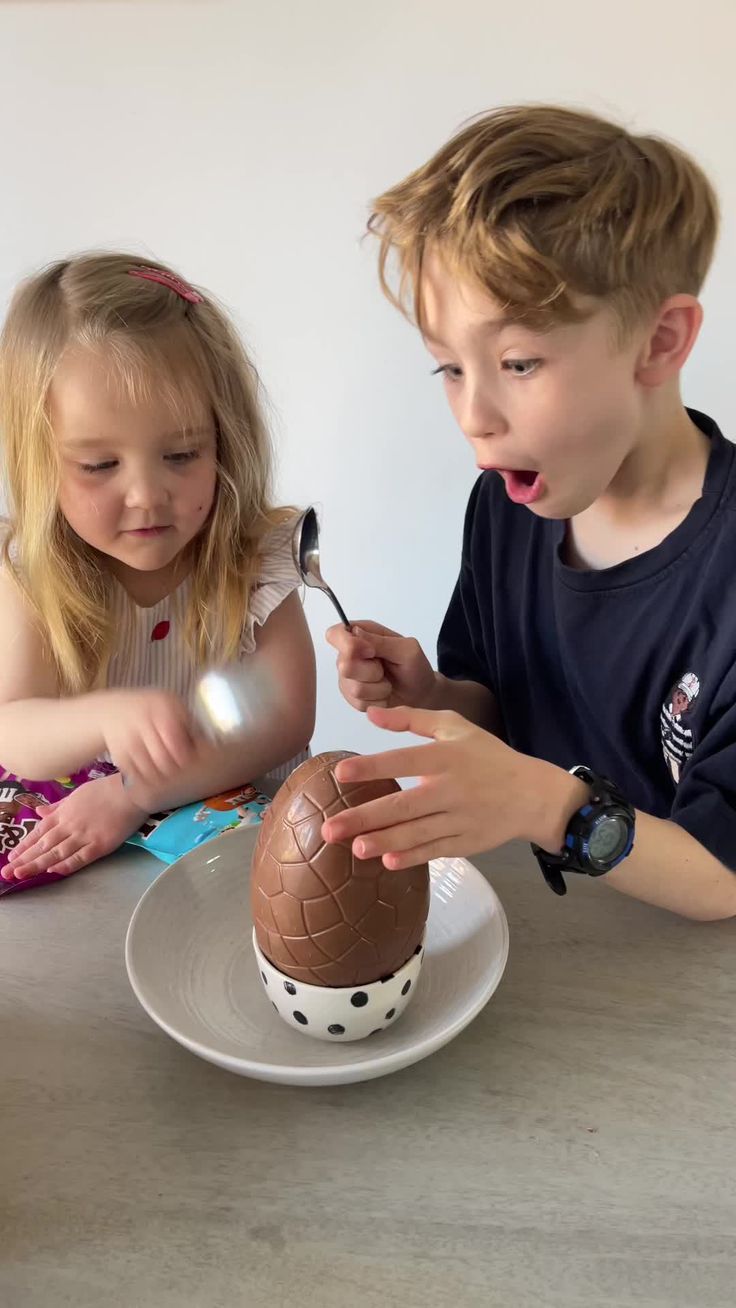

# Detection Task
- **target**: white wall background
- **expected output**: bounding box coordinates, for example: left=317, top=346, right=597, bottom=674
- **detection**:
left=0, top=0, right=734, bottom=757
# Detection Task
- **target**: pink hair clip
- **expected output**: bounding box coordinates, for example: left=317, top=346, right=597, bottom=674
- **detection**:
left=128, top=266, right=204, bottom=304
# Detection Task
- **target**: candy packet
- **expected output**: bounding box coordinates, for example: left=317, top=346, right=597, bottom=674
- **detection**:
left=0, top=762, right=118, bottom=895
left=1, top=767, right=269, bottom=895
left=125, top=783, right=270, bottom=863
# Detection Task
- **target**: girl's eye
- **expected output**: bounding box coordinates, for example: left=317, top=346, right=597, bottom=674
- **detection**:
left=77, top=450, right=200, bottom=473
left=79, top=460, right=117, bottom=474
left=165, top=449, right=200, bottom=465
left=431, top=364, right=463, bottom=381
left=502, top=358, right=541, bottom=377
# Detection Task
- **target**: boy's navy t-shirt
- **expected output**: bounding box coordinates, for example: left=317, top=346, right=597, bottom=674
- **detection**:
left=437, top=409, right=736, bottom=871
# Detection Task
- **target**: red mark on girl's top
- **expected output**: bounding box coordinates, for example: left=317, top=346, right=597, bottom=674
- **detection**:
left=151, top=621, right=170, bottom=642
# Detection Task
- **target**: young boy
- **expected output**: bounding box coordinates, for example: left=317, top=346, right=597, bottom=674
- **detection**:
left=322, top=104, right=736, bottom=921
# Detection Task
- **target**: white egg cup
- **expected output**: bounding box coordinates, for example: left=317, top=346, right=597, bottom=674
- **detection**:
left=252, top=930, right=426, bottom=1043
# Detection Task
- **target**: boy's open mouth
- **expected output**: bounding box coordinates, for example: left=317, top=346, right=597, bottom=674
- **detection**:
left=500, top=469, right=545, bottom=506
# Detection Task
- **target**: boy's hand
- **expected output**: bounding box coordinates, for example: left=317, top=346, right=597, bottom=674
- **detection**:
left=101, top=689, right=197, bottom=789
left=321, top=705, right=587, bottom=869
left=326, top=621, right=437, bottom=712
left=3, top=774, right=145, bottom=881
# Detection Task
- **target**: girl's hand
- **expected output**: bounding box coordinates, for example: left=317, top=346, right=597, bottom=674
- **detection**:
left=101, top=689, right=197, bottom=789
left=3, top=774, right=146, bottom=881
left=321, top=705, right=587, bottom=870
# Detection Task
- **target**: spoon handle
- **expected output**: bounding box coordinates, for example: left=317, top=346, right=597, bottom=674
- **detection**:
left=322, top=584, right=351, bottom=630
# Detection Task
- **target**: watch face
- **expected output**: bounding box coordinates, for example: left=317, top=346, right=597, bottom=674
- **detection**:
left=589, top=814, right=629, bottom=865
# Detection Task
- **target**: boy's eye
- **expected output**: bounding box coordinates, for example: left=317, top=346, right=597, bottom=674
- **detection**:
left=431, top=364, right=463, bottom=381
left=502, top=358, right=541, bottom=377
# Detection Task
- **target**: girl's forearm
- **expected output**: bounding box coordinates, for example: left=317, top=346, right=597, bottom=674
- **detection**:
left=0, top=695, right=106, bottom=778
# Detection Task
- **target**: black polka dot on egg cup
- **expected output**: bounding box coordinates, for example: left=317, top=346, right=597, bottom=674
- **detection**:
left=252, top=929, right=427, bottom=1044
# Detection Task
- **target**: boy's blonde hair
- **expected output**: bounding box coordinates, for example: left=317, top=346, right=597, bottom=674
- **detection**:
left=369, top=104, right=719, bottom=332
left=1, top=252, right=287, bottom=692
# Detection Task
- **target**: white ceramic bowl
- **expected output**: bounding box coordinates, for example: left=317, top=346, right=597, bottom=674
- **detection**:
left=126, top=828, right=509, bottom=1085
left=252, top=929, right=425, bottom=1042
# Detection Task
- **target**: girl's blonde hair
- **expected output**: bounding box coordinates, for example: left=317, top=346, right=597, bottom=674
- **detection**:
left=0, top=251, right=288, bottom=692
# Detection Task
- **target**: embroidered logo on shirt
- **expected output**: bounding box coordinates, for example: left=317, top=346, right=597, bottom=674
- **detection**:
left=660, top=671, right=700, bottom=785
left=151, top=620, right=171, bottom=642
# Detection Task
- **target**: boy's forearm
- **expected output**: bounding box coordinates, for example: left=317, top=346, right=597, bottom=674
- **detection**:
left=425, top=673, right=501, bottom=734
left=604, top=811, right=736, bottom=920
left=534, top=759, right=736, bottom=921
left=0, top=695, right=105, bottom=778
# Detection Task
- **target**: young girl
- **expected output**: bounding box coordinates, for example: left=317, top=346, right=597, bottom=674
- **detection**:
left=0, top=252, right=315, bottom=884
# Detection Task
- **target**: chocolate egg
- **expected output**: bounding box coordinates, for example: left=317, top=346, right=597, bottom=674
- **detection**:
left=251, top=752, right=430, bottom=988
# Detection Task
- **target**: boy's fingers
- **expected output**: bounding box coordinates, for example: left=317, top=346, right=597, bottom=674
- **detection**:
left=334, top=743, right=443, bottom=786
left=326, top=625, right=375, bottom=659
left=354, top=813, right=456, bottom=859
left=356, top=630, right=413, bottom=665
left=341, top=679, right=393, bottom=707
left=322, top=783, right=435, bottom=843
left=383, top=838, right=462, bottom=871
left=350, top=622, right=397, bottom=638
left=366, top=704, right=465, bottom=740
left=338, top=655, right=387, bottom=684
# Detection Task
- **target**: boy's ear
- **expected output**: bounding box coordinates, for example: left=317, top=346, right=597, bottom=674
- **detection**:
left=635, top=295, right=703, bottom=386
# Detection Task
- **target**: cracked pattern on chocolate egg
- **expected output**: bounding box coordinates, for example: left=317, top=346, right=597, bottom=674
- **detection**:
left=250, top=752, right=430, bottom=987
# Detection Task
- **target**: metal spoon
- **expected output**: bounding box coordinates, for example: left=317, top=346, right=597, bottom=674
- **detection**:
left=195, top=510, right=349, bottom=739
left=123, top=510, right=344, bottom=783
left=293, top=507, right=351, bottom=629
left=193, top=663, right=274, bottom=740
left=121, top=663, right=274, bottom=788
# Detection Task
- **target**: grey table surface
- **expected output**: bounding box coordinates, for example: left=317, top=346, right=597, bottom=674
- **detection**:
left=1, top=838, right=734, bottom=1308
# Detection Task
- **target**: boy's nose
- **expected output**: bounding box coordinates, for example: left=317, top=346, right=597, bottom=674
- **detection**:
left=458, top=384, right=505, bottom=445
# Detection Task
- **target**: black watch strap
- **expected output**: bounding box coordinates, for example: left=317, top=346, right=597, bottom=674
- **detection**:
left=534, top=857, right=569, bottom=897
left=532, top=766, right=635, bottom=896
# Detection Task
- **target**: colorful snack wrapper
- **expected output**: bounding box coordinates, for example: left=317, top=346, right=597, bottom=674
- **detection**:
left=0, top=762, right=118, bottom=895
left=1, top=766, right=268, bottom=895
left=125, top=783, right=269, bottom=863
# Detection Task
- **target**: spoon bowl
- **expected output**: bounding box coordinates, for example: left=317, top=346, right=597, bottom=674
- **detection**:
left=293, top=507, right=350, bottom=629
